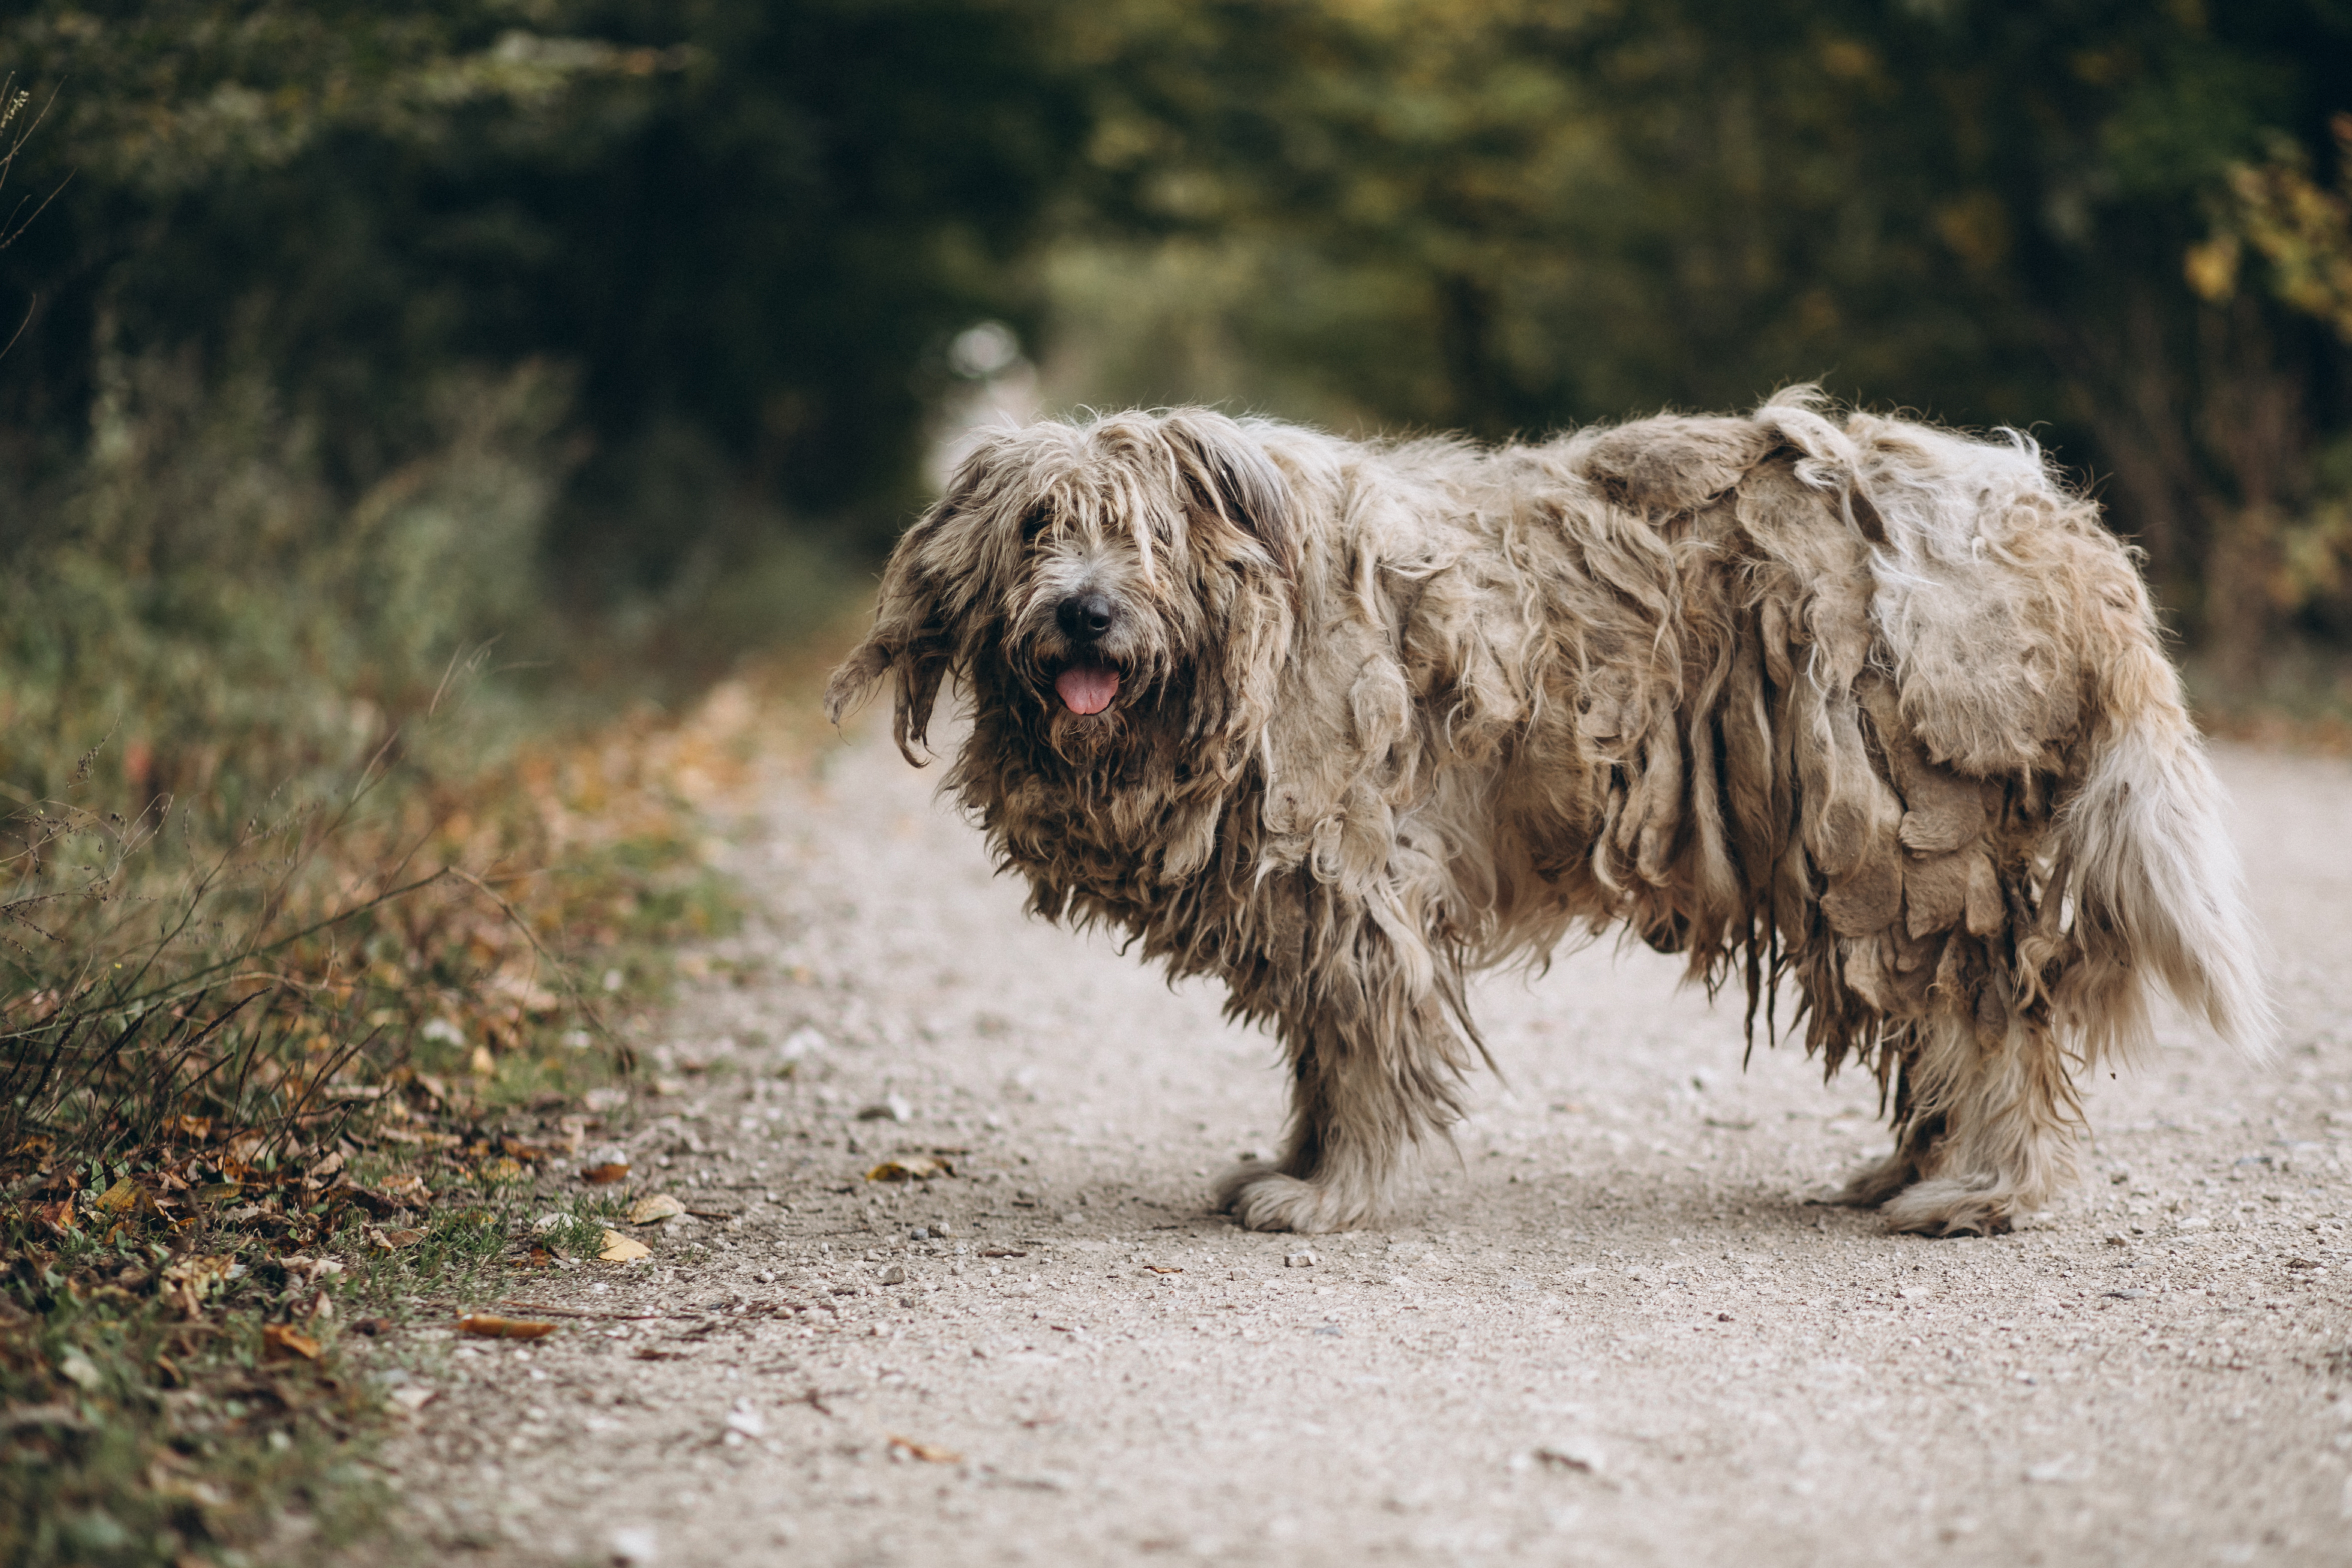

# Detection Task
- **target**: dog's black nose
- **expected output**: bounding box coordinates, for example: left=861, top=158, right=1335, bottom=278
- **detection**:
left=1056, top=592, right=1116, bottom=644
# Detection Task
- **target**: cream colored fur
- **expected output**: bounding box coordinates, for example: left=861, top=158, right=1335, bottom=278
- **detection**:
left=826, top=391, right=2272, bottom=1236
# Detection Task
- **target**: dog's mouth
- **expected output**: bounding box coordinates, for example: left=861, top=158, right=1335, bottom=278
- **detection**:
left=1052, top=660, right=1121, bottom=717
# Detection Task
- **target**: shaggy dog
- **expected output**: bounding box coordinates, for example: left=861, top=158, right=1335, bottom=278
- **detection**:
left=825, top=391, right=2270, bottom=1236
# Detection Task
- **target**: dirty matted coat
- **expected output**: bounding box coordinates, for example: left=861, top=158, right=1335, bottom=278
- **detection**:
left=825, top=391, right=2270, bottom=1236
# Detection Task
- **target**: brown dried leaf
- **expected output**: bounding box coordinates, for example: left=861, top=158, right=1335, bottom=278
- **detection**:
left=261, top=1324, right=322, bottom=1362
left=580, top=1161, right=631, bottom=1186
left=627, top=1193, right=686, bottom=1225
left=159, top=1256, right=232, bottom=1318
left=865, top=1156, right=950, bottom=1183
left=887, top=1433, right=963, bottom=1464
left=598, top=1228, right=652, bottom=1263
left=93, top=1177, right=143, bottom=1215
left=455, top=1314, right=557, bottom=1340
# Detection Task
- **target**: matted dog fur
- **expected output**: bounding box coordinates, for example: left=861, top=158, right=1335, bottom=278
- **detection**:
left=826, top=390, right=2270, bottom=1236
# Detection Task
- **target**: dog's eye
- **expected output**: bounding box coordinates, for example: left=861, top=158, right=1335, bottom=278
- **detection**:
left=1020, top=507, right=1055, bottom=541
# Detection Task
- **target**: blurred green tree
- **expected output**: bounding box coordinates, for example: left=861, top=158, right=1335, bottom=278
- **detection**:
left=0, top=0, right=1086, bottom=584
left=3, top=0, right=2348, bottom=685
left=1044, top=0, right=2352, bottom=680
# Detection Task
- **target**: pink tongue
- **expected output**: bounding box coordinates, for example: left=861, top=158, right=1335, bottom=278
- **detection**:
left=1055, top=664, right=1120, bottom=716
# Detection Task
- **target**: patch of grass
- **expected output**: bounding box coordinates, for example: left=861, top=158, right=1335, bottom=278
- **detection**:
left=2, top=1232, right=390, bottom=1566
left=0, top=666, right=794, bottom=1567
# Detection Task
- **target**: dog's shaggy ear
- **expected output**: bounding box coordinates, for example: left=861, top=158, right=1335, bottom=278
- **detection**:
left=1160, top=411, right=1296, bottom=580
left=825, top=444, right=1004, bottom=761
left=823, top=584, right=954, bottom=765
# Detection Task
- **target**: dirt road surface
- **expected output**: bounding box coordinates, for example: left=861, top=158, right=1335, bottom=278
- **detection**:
left=369, top=724, right=2352, bottom=1567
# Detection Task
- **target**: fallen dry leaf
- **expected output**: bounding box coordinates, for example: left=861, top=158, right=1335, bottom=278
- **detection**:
left=580, top=1161, right=631, bottom=1185
left=865, top=1155, right=951, bottom=1183
left=1146, top=1266, right=1183, bottom=1275
left=888, top=1433, right=963, bottom=1464
left=627, top=1193, right=686, bottom=1225
left=377, top=1174, right=430, bottom=1202
left=93, top=1177, right=144, bottom=1215
left=159, top=1256, right=232, bottom=1318
left=369, top=1227, right=424, bottom=1251
left=455, top=1314, right=557, bottom=1340
left=599, top=1228, right=653, bottom=1263
left=261, top=1324, right=322, bottom=1361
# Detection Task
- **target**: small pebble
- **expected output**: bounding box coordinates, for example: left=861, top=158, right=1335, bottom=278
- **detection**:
left=1285, top=1251, right=1318, bottom=1269
left=910, top=1227, right=930, bottom=1241
left=1533, top=1441, right=1605, bottom=1474
left=858, top=1094, right=913, bottom=1123
left=878, top=1263, right=907, bottom=1285
left=608, top=1525, right=658, bottom=1566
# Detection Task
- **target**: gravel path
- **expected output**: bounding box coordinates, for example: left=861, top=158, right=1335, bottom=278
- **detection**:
left=370, top=726, right=2352, bottom=1567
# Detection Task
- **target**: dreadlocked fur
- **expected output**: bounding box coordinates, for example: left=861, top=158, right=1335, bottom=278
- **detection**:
left=826, top=390, right=2272, bottom=1237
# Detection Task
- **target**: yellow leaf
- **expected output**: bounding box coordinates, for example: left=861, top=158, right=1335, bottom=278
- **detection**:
left=455, top=1314, right=556, bottom=1339
left=887, top=1433, right=963, bottom=1464
left=93, top=1177, right=142, bottom=1214
left=865, top=1156, right=951, bottom=1183
left=627, top=1193, right=685, bottom=1225
left=261, top=1324, right=321, bottom=1361
left=598, top=1228, right=652, bottom=1263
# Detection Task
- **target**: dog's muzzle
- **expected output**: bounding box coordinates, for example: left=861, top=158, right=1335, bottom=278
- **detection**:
left=1052, top=593, right=1122, bottom=716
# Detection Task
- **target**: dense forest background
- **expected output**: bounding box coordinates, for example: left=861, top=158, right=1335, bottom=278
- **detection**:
left=4, top=0, right=2352, bottom=800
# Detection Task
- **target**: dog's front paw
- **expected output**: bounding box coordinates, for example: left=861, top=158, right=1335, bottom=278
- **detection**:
left=1211, top=1161, right=1365, bottom=1234
left=1831, top=1148, right=1919, bottom=1209
left=1879, top=1176, right=2018, bottom=1238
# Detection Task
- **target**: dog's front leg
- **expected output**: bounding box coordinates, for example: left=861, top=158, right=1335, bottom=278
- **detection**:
left=1214, top=933, right=1470, bottom=1234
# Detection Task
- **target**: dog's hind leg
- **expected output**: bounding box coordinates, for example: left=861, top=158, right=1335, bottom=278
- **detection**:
left=1848, top=1008, right=2082, bottom=1237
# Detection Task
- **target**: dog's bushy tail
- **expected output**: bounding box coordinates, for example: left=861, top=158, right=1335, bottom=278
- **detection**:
left=1793, top=395, right=2276, bottom=1067
left=2045, top=628, right=2274, bottom=1066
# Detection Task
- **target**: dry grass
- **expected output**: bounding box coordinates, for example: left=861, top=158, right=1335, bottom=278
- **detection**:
left=0, top=658, right=820, bottom=1567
